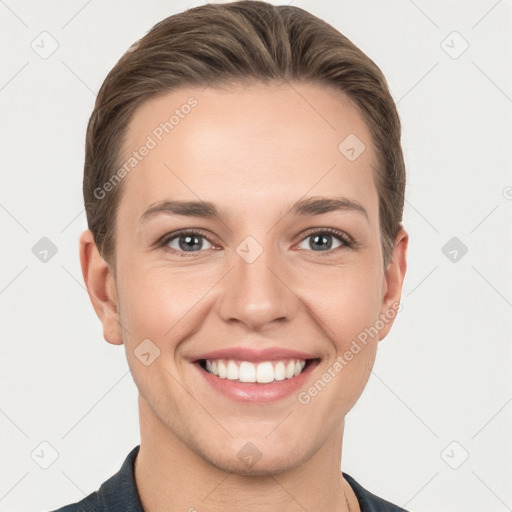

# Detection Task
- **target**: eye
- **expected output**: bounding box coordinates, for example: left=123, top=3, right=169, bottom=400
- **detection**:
left=296, top=228, right=352, bottom=252
left=161, top=230, right=216, bottom=256
left=157, top=227, right=353, bottom=257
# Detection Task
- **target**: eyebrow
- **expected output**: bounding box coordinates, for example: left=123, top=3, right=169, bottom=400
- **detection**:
left=139, top=196, right=369, bottom=224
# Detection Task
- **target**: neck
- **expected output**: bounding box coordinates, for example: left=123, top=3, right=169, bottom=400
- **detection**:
left=134, top=394, right=357, bottom=512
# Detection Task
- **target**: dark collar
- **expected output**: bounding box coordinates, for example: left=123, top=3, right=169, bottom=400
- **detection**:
left=95, top=444, right=144, bottom=511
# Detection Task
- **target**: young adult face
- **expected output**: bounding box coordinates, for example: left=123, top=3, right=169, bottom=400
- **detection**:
left=81, top=82, right=407, bottom=475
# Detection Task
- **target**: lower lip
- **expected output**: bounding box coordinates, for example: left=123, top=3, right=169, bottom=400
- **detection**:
left=193, top=360, right=319, bottom=402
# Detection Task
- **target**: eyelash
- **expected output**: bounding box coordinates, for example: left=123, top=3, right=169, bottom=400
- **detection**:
left=156, top=227, right=354, bottom=257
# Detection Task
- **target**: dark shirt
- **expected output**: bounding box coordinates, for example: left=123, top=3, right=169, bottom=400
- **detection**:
left=50, top=445, right=409, bottom=512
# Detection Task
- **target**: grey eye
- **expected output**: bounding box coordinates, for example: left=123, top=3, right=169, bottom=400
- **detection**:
left=297, top=233, right=344, bottom=251
left=166, top=233, right=214, bottom=252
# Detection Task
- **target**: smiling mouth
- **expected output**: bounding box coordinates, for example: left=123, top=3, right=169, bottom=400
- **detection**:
left=197, top=358, right=318, bottom=384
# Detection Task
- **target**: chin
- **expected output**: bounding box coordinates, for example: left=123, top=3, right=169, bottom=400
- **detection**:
left=209, top=450, right=306, bottom=477
left=196, top=436, right=311, bottom=477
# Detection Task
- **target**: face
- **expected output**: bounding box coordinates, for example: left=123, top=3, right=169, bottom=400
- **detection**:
left=82, top=82, right=407, bottom=475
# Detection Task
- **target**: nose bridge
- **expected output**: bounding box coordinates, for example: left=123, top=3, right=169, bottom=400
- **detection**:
left=217, top=234, right=298, bottom=329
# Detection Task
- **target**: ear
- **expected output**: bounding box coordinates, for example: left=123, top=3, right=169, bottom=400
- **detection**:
left=378, top=226, right=408, bottom=341
left=79, top=229, right=123, bottom=345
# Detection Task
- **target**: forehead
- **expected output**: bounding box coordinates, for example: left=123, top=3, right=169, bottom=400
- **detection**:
left=118, top=82, right=378, bottom=223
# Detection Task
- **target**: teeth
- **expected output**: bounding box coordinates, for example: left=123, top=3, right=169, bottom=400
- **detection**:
left=226, top=360, right=238, bottom=380
left=239, top=361, right=256, bottom=382
left=218, top=361, right=227, bottom=378
left=256, top=362, right=274, bottom=383
left=285, top=361, right=295, bottom=379
left=202, top=358, right=308, bottom=383
left=274, top=361, right=286, bottom=381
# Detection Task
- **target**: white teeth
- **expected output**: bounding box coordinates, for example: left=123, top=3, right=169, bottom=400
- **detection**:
left=203, top=358, right=308, bottom=383
left=274, top=361, right=286, bottom=381
left=285, top=361, right=295, bottom=379
left=239, top=361, right=256, bottom=382
left=226, top=360, right=238, bottom=380
left=256, top=362, right=274, bottom=383
left=218, top=361, right=227, bottom=378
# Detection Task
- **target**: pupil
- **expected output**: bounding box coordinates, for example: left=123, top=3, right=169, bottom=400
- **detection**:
left=180, top=235, right=202, bottom=251
left=311, top=234, right=332, bottom=251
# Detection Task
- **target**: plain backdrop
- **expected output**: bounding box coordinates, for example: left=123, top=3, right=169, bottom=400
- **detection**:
left=1, top=1, right=511, bottom=511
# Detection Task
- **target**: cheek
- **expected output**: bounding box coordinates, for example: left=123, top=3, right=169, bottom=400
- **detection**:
left=297, top=263, right=383, bottom=348
left=117, top=260, right=219, bottom=342
left=295, top=264, right=382, bottom=406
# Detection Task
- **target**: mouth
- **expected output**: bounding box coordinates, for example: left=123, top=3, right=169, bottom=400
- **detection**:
left=192, top=353, right=321, bottom=402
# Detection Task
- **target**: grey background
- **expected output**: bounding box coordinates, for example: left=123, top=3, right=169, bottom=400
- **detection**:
left=1, top=1, right=511, bottom=511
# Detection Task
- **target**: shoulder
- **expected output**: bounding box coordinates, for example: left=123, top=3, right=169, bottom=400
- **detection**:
left=48, top=491, right=101, bottom=512
left=343, top=472, right=409, bottom=512
left=48, top=445, right=143, bottom=512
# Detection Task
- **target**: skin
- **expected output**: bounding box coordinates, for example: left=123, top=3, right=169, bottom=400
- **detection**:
left=80, top=82, right=408, bottom=512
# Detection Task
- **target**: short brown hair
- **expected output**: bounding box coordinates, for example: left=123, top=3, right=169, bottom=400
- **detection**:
left=84, top=0, right=405, bottom=270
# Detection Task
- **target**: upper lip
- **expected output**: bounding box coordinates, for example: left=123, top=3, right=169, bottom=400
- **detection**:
left=192, top=347, right=319, bottom=363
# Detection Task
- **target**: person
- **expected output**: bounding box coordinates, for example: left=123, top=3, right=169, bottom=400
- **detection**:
left=52, top=1, right=409, bottom=510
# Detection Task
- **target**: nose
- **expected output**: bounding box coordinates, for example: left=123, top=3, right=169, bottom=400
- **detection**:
left=217, top=242, right=299, bottom=331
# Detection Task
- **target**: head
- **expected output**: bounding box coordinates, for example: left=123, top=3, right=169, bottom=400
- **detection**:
left=80, top=0, right=407, bottom=475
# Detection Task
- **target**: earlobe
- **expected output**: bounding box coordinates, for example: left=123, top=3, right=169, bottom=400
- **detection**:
left=378, top=226, right=408, bottom=341
left=79, top=230, right=123, bottom=345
